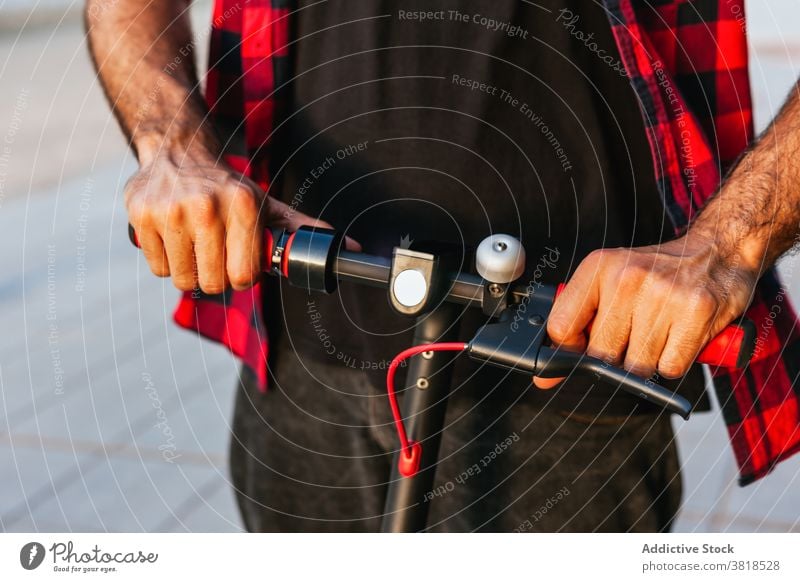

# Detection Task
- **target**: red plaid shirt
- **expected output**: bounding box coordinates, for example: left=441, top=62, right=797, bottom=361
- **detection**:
left=174, top=0, right=800, bottom=485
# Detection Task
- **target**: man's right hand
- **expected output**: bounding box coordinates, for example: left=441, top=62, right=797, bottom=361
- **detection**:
left=125, top=142, right=350, bottom=294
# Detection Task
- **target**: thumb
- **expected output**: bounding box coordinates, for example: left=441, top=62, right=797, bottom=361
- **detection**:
left=264, top=196, right=362, bottom=252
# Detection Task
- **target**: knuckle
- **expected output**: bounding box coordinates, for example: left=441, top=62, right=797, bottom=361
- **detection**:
left=690, top=288, right=719, bottom=315
left=584, top=248, right=607, bottom=268
left=228, top=187, right=260, bottom=225
left=646, top=274, right=674, bottom=297
left=228, top=182, right=257, bottom=205
left=621, top=262, right=650, bottom=286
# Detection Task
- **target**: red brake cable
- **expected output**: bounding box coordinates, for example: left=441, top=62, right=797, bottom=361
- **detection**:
left=386, top=342, right=468, bottom=478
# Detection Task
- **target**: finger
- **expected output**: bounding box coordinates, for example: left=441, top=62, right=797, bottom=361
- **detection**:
left=546, top=251, right=603, bottom=350
left=533, top=333, right=587, bottom=390
left=265, top=197, right=363, bottom=251
left=135, top=222, right=169, bottom=277
left=658, top=311, right=717, bottom=379
left=264, top=197, right=319, bottom=230
left=226, top=188, right=262, bottom=290
left=193, top=220, right=228, bottom=295
left=162, top=210, right=197, bottom=291
left=585, top=286, right=632, bottom=367
left=656, top=324, right=700, bottom=379
left=127, top=186, right=169, bottom=277
left=623, top=305, right=671, bottom=378
left=657, top=285, right=721, bottom=378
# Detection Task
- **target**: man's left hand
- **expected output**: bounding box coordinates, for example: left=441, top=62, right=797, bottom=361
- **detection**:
left=534, top=231, right=757, bottom=388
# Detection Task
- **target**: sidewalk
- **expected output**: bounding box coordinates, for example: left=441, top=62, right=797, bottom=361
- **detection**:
left=0, top=1, right=81, bottom=33
left=0, top=1, right=241, bottom=533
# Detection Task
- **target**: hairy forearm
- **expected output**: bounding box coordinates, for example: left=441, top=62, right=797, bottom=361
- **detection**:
left=690, top=84, right=800, bottom=274
left=85, top=0, right=219, bottom=164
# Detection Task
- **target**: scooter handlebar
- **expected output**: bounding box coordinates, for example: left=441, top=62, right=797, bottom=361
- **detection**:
left=129, top=224, right=756, bottom=370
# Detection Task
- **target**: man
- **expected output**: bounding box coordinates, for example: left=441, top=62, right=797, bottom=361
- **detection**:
left=87, top=0, right=800, bottom=532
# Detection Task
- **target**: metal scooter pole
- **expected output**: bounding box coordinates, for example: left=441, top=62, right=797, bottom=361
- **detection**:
left=381, top=303, right=460, bottom=532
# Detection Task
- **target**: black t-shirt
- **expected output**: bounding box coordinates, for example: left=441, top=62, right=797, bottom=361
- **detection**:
left=266, top=0, right=708, bottom=414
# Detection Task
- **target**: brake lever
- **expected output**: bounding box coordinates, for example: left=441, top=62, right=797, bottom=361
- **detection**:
left=536, top=346, right=691, bottom=418
left=467, top=313, right=692, bottom=419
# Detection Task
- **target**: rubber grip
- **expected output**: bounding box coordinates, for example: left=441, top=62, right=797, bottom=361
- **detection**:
left=128, top=223, right=140, bottom=248
left=554, top=283, right=755, bottom=369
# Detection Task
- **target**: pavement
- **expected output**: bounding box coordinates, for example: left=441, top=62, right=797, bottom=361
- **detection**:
left=0, top=1, right=240, bottom=533
left=1, top=1, right=799, bottom=533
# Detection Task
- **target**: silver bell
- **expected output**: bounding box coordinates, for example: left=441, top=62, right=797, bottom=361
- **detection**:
left=475, top=234, right=525, bottom=283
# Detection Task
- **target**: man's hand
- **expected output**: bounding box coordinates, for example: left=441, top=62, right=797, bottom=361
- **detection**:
left=87, top=0, right=356, bottom=295
left=126, top=141, right=349, bottom=294
left=534, top=231, right=758, bottom=388
left=534, top=68, right=800, bottom=387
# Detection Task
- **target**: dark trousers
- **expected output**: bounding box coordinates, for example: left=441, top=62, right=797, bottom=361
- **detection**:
left=229, top=337, right=683, bottom=532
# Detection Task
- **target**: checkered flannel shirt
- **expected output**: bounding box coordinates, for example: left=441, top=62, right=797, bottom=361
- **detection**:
left=172, top=0, right=800, bottom=485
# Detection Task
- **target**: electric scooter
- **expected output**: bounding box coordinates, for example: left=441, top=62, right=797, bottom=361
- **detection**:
left=130, top=225, right=756, bottom=532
